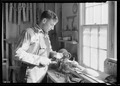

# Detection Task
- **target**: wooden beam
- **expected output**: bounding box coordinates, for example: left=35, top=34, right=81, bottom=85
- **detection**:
left=5, top=3, right=9, bottom=82
left=114, top=1, right=117, bottom=59
left=78, top=3, right=84, bottom=65
left=2, top=3, right=4, bottom=62
left=108, top=1, right=114, bottom=59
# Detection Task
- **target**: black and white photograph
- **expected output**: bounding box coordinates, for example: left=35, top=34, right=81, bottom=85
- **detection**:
left=2, top=1, right=117, bottom=85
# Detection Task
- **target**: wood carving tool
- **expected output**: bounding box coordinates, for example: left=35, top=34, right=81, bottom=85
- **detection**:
left=18, top=3, right=21, bottom=25
left=26, top=3, right=29, bottom=22
left=22, top=3, right=26, bottom=22
left=33, top=3, right=36, bottom=25
left=9, top=3, right=13, bottom=22
left=13, top=3, right=16, bottom=23
left=30, top=3, right=33, bottom=24
left=17, top=3, right=22, bottom=35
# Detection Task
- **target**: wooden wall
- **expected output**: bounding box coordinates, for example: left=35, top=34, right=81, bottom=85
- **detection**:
left=62, top=3, right=79, bottom=60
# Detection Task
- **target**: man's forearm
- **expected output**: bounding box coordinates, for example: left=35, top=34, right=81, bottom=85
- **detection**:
left=15, top=48, right=41, bottom=66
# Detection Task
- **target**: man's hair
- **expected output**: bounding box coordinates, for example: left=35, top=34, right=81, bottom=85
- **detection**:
left=40, top=10, right=58, bottom=22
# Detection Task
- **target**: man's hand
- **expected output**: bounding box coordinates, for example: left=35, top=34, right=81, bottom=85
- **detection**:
left=39, top=57, right=51, bottom=66
left=50, top=51, right=63, bottom=59
left=55, top=53, right=63, bottom=59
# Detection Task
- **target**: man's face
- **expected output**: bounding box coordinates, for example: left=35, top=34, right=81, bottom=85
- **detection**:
left=42, top=19, right=57, bottom=33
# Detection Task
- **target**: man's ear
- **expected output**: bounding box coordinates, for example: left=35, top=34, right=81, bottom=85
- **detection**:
left=42, top=18, right=47, bottom=24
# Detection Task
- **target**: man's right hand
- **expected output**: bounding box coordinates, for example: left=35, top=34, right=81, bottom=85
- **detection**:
left=39, top=57, right=51, bottom=66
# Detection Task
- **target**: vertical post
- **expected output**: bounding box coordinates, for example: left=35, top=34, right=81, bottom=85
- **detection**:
left=2, top=3, right=4, bottom=65
left=12, top=42, right=16, bottom=83
left=108, top=1, right=114, bottom=59
left=78, top=3, right=85, bottom=65
left=2, top=3, right=5, bottom=83
left=5, top=3, right=9, bottom=82
left=114, top=1, right=117, bottom=59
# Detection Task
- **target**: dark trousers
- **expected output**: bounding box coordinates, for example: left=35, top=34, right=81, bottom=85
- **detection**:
left=41, top=74, right=47, bottom=83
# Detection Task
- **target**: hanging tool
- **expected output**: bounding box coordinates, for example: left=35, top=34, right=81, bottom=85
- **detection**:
left=18, top=3, right=22, bottom=25
left=13, top=3, right=16, bottom=23
left=30, top=3, right=33, bottom=24
left=9, top=3, right=13, bottom=22
left=26, top=3, right=29, bottom=22
left=22, top=3, right=26, bottom=22
left=33, top=3, right=36, bottom=25
left=17, top=3, right=22, bottom=36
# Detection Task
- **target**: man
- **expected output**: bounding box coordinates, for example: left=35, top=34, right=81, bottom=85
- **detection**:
left=15, top=10, right=62, bottom=83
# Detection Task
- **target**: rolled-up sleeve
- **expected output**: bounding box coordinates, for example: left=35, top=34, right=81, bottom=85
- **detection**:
left=15, top=29, right=42, bottom=66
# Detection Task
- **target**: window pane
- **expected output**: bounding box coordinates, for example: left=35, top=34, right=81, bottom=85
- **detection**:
left=90, top=48, right=98, bottom=70
left=99, top=27, right=107, bottom=49
left=86, top=7, right=94, bottom=24
left=99, top=50, right=107, bottom=72
left=91, top=28, right=98, bottom=48
left=94, top=5, right=101, bottom=24
left=101, top=4, right=108, bottom=24
left=83, top=47, right=90, bottom=66
left=83, top=28, right=90, bottom=46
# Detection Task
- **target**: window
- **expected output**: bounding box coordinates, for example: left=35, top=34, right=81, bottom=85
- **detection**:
left=85, top=3, right=108, bottom=25
left=82, top=25, right=108, bottom=72
left=81, top=2, right=108, bottom=72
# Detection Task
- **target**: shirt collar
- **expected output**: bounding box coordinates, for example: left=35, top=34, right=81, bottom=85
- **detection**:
left=35, top=24, right=48, bottom=37
left=35, top=24, right=44, bottom=33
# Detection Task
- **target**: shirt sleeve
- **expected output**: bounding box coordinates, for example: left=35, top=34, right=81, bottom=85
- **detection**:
left=15, top=28, right=42, bottom=66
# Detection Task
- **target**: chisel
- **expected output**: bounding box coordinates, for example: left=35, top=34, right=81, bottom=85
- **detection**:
left=13, top=3, right=16, bottom=23
left=26, top=3, right=29, bottom=22
left=22, top=3, right=26, bottom=22
left=9, top=3, right=13, bottom=22
left=30, top=3, right=33, bottom=24
left=17, top=3, right=22, bottom=35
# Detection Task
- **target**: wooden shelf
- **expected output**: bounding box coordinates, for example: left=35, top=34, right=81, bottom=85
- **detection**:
left=58, top=40, right=78, bottom=44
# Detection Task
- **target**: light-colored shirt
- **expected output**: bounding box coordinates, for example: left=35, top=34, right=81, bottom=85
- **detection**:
left=15, top=24, right=52, bottom=66
left=15, top=24, right=53, bottom=83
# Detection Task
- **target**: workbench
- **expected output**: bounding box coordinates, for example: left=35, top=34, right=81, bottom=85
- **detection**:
left=47, top=70, right=66, bottom=83
left=47, top=64, right=110, bottom=84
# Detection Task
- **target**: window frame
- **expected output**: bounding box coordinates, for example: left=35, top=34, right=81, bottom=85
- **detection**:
left=78, top=1, right=117, bottom=72
left=82, top=24, right=108, bottom=72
